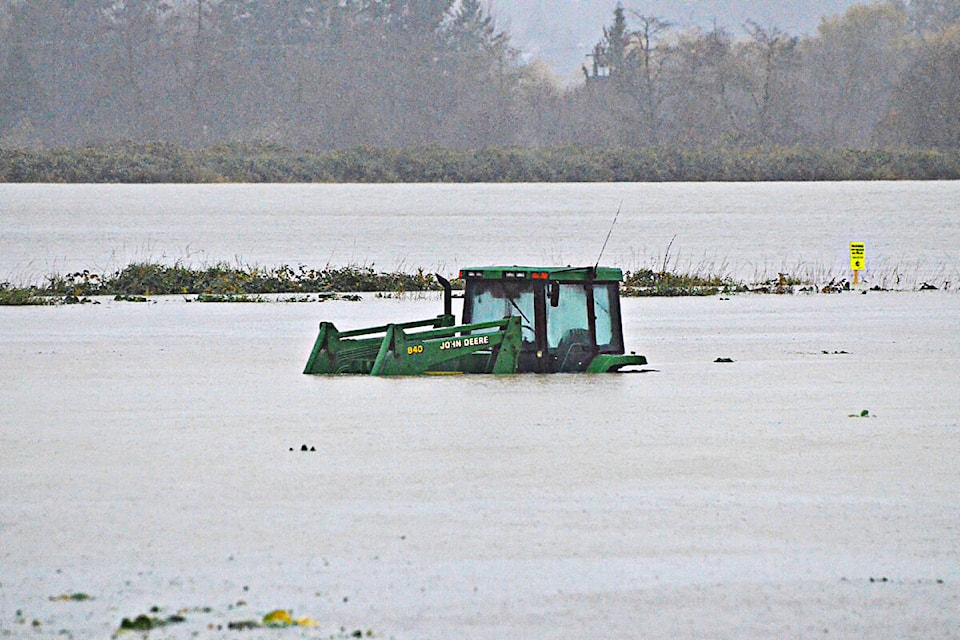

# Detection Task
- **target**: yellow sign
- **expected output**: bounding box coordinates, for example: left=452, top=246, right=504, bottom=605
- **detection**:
left=850, top=242, right=865, bottom=271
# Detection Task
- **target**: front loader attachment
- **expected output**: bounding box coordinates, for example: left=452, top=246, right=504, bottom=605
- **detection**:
left=303, top=314, right=523, bottom=375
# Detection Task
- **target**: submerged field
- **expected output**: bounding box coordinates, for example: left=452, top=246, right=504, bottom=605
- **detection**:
left=1, top=290, right=958, bottom=638
left=2, top=180, right=958, bottom=636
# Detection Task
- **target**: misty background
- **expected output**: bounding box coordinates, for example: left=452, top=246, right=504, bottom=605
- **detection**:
left=498, top=1, right=863, bottom=76
left=0, top=0, right=958, bottom=150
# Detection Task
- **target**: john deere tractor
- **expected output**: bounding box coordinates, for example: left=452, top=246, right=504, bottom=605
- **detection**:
left=303, top=266, right=647, bottom=375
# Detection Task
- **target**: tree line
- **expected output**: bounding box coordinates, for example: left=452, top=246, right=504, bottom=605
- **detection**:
left=0, top=0, right=958, bottom=152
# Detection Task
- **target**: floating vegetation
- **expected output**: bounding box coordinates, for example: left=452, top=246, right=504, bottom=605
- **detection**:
left=263, top=609, right=295, bottom=627
left=259, top=609, right=319, bottom=628
left=48, top=592, right=92, bottom=601
left=228, top=619, right=262, bottom=630
left=848, top=409, right=874, bottom=418
left=186, top=293, right=266, bottom=303
left=118, top=612, right=186, bottom=632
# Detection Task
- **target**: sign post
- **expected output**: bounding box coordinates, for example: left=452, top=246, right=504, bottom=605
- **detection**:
left=849, top=242, right=865, bottom=285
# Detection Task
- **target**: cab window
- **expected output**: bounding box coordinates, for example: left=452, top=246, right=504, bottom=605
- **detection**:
left=545, top=284, right=589, bottom=350
left=467, top=280, right=536, bottom=343
left=593, top=283, right=623, bottom=352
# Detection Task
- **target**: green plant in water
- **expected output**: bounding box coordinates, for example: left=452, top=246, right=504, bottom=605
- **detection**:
left=49, top=592, right=93, bottom=601
left=119, top=615, right=160, bottom=631
left=621, top=268, right=744, bottom=297
left=118, top=612, right=186, bottom=632
left=0, top=283, right=50, bottom=305
left=187, top=293, right=265, bottom=303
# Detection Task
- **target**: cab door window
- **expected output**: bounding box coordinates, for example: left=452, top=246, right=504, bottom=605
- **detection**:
left=592, top=283, right=623, bottom=352
left=545, top=284, right=589, bottom=350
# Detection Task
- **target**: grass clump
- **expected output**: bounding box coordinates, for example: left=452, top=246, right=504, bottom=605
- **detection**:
left=622, top=268, right=745, bottom=297
left=0, top=282, right=50, bottom=305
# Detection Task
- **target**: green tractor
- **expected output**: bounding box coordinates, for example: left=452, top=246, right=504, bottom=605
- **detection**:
left=303, top=266, right=647, bottom=375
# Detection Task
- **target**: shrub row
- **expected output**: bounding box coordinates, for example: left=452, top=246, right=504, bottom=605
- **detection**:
left=3, top=143, right=959, bottom=183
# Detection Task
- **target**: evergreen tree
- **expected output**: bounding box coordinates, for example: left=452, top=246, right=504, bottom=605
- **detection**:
left=446, top=0, right=507, bottom=56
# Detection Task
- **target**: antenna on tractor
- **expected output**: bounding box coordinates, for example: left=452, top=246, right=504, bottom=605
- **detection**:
left=595, top=201, right=622, bottom=269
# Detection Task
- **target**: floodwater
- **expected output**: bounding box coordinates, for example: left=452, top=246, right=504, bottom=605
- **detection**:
left=3, top=181, right=960, bottom=286
left=1, top=182, right=959, bottom=638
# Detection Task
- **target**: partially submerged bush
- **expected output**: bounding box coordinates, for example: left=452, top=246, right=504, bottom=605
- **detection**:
left=622, top=268, right=745, bottom=297
left=0, top=282, right=50, bottom=305
left=1, top=263, right=445, bottom=303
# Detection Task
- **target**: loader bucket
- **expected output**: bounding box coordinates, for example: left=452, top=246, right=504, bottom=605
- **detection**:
left=304, top=314, right=523, bottom=376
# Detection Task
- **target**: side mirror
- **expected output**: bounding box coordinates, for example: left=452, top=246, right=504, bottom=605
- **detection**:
left=549, top=281, right=560, bottom=307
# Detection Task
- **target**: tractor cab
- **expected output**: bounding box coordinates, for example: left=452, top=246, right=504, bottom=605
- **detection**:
left=459, top=266, right=634, bottom=373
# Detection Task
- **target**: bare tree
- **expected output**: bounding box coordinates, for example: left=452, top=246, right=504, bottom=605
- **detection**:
left=666, top=27, right=739, bottom=145
left=880, top=28, right=960, bottom=148
left=625, top=12, right=672, bottom=144
left=738, top=20, right=801, bottom=144
left=800, top=2, right=909, bottom=146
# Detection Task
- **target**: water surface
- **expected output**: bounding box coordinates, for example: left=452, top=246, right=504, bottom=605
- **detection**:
left=2, top=292, right=958, bottom=638
left=2, top=181, right=959, bottom=637
left=3, top=181, right=958, bottom=286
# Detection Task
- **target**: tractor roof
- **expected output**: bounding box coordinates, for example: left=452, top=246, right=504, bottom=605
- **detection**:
left=459, top=266, right=623, bottom=282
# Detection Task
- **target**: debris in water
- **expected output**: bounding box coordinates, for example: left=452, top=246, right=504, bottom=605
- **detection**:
left=49, top=593, right=92, bottom=601
left=228, top=620, right=261, bottom=630
left=118, top=610, right=186, bottom=631
left=263, top=609, right=294, bottom=627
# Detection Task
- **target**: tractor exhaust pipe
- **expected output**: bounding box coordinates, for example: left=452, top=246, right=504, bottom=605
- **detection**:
left=435, top=273, right=452, bottom=317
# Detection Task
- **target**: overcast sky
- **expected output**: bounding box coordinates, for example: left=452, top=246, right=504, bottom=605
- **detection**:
left=493, top=0, right=863, bottom=77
